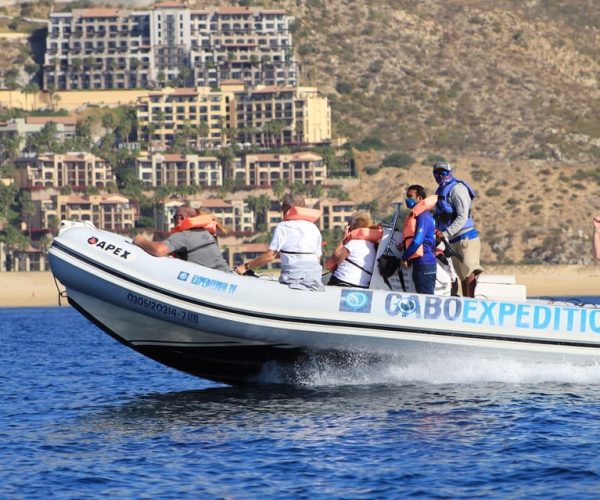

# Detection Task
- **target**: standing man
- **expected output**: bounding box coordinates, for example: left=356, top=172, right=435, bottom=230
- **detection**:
left=401, top=185, right=437, bottom=295
left=433, top=162, right=482, bottom=297
left=133, top=205, right=231, bottom=273
left=593, top=215, right=600, bottom=260
left=235, top=193, right=324, bottom=291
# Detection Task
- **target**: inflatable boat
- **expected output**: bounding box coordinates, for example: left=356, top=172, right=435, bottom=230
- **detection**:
left=48, top=220, right=600, bottom=385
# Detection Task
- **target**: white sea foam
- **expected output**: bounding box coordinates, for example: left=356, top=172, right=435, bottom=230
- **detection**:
left=258, top=352, right=600, bottom=387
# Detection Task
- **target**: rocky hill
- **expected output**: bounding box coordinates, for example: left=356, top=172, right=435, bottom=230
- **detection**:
left=199, top=0, right=600, bottom=265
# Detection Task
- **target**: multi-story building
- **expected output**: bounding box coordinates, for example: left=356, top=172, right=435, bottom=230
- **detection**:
left=317, top=198, right=358, bottom=231
left=136, top=83, right=332, bottom=150
left=154, top=200, right=184, bottom=232
left=136, top=87, right=235, bottom=149
left=43, top=4, right=296, bottom=90
left=34, top=194, right=137, bottom=232
left=15, top=152, right=114, bottom=189
left=191, top=198, right=255, bottom=234
left=234, top=86, right=331, bottom=146
left=0, top=116, right=77, bottom=152
left=232, top=152, right=327, bottom=187
left=222, top=242, right=279, bottom=270
left=136, top=151, right=222, bottom=187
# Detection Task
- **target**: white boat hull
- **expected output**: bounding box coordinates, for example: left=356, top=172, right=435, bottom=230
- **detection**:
left=48, top=222, right=600, bottom=384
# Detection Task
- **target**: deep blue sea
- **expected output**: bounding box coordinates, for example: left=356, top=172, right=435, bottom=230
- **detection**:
left=3, top=303, right=600, bottom=498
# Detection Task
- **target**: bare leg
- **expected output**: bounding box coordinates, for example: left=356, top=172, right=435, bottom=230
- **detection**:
left=462, top=273, right=477, bottom=298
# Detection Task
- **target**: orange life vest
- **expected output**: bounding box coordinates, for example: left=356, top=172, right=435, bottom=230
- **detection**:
left=171, top=214, right=218, bottom=236
left=343, top=225, right=384, bottom=245
left=283, top=206, right=321, bottom=223
left=402, top=195, right=437, bottom=260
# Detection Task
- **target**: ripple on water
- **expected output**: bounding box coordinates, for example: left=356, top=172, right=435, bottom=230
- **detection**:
left=3, top=307, right=600, bottom=497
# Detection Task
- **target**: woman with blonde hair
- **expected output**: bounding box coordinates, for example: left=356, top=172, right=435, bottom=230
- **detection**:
left=325, top=211, right=383, bottom=288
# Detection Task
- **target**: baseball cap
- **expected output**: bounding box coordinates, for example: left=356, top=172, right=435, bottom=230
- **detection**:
left=433, top=162, right=452, bottom=172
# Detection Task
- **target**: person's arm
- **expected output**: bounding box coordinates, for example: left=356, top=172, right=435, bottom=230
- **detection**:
left=593, top=216, right=600, bottom=260
left=133, top=234, right=171, bottom=257
left=442, top=184, right=470, bottom=239
left=235, top=249, right=278, bottom=275
left=325, top=243, right=349, bottom=271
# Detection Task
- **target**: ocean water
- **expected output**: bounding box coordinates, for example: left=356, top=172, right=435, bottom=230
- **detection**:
left=3, top=305, right=600, bottom=498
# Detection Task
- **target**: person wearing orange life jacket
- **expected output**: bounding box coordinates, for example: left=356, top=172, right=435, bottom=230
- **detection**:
left=325, top=211, right=382, bottom=288
left=235, top=193, right=325, bottom=291
left=133, top=205, right=231, bottom=273
left=400, top=185, right=437, bottom=295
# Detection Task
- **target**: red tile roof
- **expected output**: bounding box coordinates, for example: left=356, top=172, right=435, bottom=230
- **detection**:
left=217, top=6, right=253, bottom=15
left=26, top=116, right=77, bottom=126
left=162, top=154, right=187, bottom=161
left=200, top=199, right=232, bottom=208
left=75, top=8, right=124, bottom=18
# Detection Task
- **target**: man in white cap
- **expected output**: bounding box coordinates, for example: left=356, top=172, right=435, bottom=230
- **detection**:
left=433, top=162, right=483, bottom=297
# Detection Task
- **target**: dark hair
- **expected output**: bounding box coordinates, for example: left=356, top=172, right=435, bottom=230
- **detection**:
left=407, top=184, right=426, bottom=199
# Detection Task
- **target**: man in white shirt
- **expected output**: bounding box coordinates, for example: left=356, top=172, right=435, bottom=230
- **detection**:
left=235, top=194, right=325, bottom=290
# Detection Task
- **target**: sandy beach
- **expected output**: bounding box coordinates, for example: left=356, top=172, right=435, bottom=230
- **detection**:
left=0, top=266, right=598, bottom=308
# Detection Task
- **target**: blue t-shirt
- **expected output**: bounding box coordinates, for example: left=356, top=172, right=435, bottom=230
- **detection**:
left=402, top=211, right=437, bottom=268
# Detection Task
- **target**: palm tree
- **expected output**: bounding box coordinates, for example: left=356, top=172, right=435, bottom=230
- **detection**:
left=4, top=69, right=19, bottom=110
left=196, top=121, right=210, bottom=150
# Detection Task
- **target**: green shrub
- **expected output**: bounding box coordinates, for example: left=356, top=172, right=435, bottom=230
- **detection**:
left=528, top=150, right=546, bottom=159
left=421, top=154, right=446, bottom=165
left=355, top=136, right=386, bottom=151
left=365, top=166, right=380, bottom=175
left=381, top=152, right=415, bottom=168
left=335, top=80, right=353, bottom=94
left=485, top=187, right=502, bottom=197
left=529, top=203, right=543, bottom=214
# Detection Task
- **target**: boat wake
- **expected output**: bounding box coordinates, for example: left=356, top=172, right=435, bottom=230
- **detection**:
left=257, top=351, right=600, bottom=387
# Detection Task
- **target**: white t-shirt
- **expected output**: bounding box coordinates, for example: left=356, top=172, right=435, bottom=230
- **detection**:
left=333, top=239, right=377, bottom=287
left=269, top=220, right=322, bottom=268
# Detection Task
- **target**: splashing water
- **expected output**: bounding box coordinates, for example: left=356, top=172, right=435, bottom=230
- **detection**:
left=258, top=350, right=600, bottom=387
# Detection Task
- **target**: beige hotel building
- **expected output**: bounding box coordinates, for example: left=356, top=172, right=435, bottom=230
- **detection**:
left=16, top=153, right=115, bottom=190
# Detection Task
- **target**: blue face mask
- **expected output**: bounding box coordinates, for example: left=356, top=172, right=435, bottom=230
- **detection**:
left=405, top=197, right=417, bottom=209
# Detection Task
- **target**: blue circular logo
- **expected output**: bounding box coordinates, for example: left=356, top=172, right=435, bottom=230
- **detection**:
left=345, top=292, right=368, bottom=310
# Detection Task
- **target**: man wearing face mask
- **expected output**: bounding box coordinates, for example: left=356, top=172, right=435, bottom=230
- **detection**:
left=400, top=184, right=437, bottom=294
left=433, top=162, right=483, bottom=297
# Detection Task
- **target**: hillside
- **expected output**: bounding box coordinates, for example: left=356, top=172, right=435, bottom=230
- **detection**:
left=1, top=0, right=600, bottom=265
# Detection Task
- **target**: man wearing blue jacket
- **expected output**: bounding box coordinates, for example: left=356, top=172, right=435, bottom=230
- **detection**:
left=401, top=184, right=437, bottom=295
left=433, top=162, right=483, bottom=298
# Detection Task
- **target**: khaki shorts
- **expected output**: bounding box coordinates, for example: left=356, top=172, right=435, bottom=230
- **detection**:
left=450, top=236, right=483, bottom=281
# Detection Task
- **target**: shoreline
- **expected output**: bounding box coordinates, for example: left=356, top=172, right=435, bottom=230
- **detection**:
left=0, top=266, right=598, bottom=308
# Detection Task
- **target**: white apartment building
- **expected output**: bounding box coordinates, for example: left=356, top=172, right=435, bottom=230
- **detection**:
left=136, top=152, right=223, bottom=187
left=34, top=194, right=137, bottom=232
left=43, top=4, right=296, bottom=90
left=0, top=116, right=77, bottom=152
left=233, top=152, right=327, bottom=187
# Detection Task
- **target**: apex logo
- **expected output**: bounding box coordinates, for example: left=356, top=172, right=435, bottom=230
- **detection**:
left=88, top=236, right=131, bottom=260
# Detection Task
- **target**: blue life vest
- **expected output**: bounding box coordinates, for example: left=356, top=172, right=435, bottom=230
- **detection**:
left=434, top=178, right=477, bottom=232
